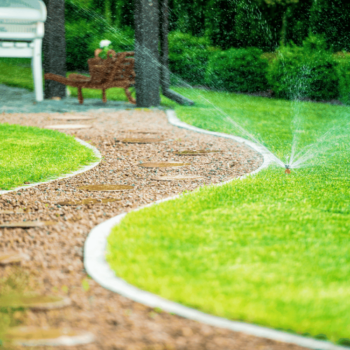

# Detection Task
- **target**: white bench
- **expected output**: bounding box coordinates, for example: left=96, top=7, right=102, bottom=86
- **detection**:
left=0, top=0, right=47, bottom=102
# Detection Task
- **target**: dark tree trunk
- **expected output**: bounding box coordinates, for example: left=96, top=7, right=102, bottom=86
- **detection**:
left=134, top=0, right=160, bottom=107
left=43, top=0, right=67, bottom=99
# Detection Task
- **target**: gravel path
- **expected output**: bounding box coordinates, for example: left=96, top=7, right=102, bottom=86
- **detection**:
left=0, top=108, right=307, bottom=350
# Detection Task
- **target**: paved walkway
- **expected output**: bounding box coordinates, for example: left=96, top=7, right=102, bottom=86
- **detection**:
left=0, top=84, right=134, bottom=114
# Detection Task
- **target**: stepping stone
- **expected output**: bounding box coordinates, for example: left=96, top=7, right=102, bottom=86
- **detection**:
left=3, top=327, right=95, bottom=347
left=0, top=210, right=25, bottom=214
left=0, top=210, right=42, bottom=215
left=116, top=138, right=165, bottom=144
left=77, top=185, right=134, bottom=192
left=0, top=221, right=57, bottom=228
left=175, top=150, right=222, bottom=156
left=139, top=162, right=191, bottom=168
left=53, top=116, right=95, bottom=121
left=122, top=130, right=159, bottom=134
left=152, top=175, right=205, bottom=181
left=0, top=295, right=71, bottom=310
left=0, top=252, right=27, bottom=266
left=44, top=124, right=92, bottom=130
left=57, top=198, right=120, bottom=206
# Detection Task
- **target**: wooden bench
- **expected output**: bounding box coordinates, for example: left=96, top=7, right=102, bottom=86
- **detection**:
left=44, top=50, right=136, bottom=104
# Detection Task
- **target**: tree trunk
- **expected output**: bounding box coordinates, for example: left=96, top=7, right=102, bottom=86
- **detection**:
left=134, top=0, right=161, bottom=107
left=43, top=0, right=67, bottom=99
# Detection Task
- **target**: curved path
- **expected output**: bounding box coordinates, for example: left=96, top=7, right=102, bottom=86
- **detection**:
left=0, top=108, right=338, bottom=350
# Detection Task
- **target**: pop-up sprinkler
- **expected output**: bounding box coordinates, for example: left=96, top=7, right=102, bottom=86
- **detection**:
left=285, top=164, right=291, bottom=174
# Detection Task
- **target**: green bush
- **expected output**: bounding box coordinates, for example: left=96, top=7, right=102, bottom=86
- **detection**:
left=168, top=32, right=217, bottom=86
left=336, top=53, right=350, bottom=105
left=65, top=0, right=134, bottom=71
left=205, top=47, right=269, bottom=92
left=65, top=19, right=134, bottom=72
left=88, top=29, right=134, bottom=55
left=268, top=36, right=339, bottom=100
left=65, top=21, right=99, bottom=71
left=310, top=0, right=350, bottom=52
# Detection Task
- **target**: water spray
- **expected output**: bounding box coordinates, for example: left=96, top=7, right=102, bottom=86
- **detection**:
left=285, top=164, right=291, bottom=174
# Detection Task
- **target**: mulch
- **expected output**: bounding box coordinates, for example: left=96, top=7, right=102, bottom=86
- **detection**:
left=0, top=109, right=307, bottom=350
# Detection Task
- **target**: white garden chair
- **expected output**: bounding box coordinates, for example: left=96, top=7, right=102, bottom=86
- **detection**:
left=0, top=0, right=47, bottom=102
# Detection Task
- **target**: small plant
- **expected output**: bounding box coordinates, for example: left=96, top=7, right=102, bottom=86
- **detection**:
left=98, top=40, right=113, bottom=59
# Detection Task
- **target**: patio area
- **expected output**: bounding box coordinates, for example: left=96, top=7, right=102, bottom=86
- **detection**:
left=0, top=84, right=133, bottom=114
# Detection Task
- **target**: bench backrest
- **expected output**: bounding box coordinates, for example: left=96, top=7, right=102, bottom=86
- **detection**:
left=88, top=50, right=135, bottom=86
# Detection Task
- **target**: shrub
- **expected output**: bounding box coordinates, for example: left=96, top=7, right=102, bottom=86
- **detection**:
left=65, top=20, right=134, bottom=72
left=335, top=53, right=350, bottom=105
left=206, top=0, right=238, bottom=50
left=205, top=47, right=269, bottom=92
left=235, top=0, right=278, bottom=52
left=88, top=29, right=134, bottom=56
left=65, top=21, right=99, bottom=71
left=310, top=0, right=350, bottom=52
left=268, top=36, right=339, bottom=100
left=168, top=32, right=217, bottom=86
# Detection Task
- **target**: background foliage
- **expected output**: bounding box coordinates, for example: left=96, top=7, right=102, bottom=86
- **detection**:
left=66, top=0, right=350, bottom=102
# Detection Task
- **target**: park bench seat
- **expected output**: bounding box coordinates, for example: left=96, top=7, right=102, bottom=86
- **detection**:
left=44, top=50, right=136, bottom=104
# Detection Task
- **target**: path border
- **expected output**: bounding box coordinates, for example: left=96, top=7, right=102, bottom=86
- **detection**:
left=84, top=110, right=348, bottom=350
left=0, top=138, right=101, bottom=196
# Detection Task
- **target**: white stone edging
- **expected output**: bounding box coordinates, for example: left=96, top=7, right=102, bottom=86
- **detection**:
left=0, top=138, right=101, bottom=196
left=84, top=110, right=349, bottom=350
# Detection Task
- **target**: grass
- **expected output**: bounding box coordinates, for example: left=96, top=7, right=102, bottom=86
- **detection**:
left=2, top=58, right=350, bottom=344
left=0, top=58, right=34, bottom=91
left=0, top=124, right=97, bottom=190
left=0, top=59, right=98, bottom=190
left=107, top=89, right=350, bottom=344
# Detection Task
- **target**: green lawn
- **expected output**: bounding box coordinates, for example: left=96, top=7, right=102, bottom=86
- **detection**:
left=0, top=58, right=99, bottom=190
left=107, top=89, right=350, bottom=345
left=0, top=123, right=97, bottom=190
left=2, top=58, right=350, bottom=344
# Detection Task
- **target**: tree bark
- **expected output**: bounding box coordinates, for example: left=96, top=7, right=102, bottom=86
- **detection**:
left=134, top=0, right=161, bottom=107
left=43, top=0, right=67, bottom=99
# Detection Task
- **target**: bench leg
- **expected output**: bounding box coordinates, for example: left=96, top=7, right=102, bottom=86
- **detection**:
left=78, top=88, right=84, bottom=104
left=125, top=88, right=136, bottom=104
left=32, top=39, right=43, bottom=102
left=102, top=89, right=107, bottom=103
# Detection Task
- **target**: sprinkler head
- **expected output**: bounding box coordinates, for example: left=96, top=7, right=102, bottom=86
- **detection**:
left=285, top=164, right=291, bottom=174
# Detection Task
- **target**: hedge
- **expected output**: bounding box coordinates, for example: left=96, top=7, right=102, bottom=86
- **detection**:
left=168, top=32, right=218, bottom=86
left=268, top=36, right=339, bottom=101
left=205, top=47, right=269, bottom=93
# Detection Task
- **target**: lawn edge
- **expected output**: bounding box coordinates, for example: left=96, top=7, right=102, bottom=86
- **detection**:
left=84, top=110, right=348, bottom=350
left=0, top=138, right=101, bottom=195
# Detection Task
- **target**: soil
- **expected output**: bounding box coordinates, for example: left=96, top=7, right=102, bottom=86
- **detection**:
left=0, top=109, right=307, bottom=350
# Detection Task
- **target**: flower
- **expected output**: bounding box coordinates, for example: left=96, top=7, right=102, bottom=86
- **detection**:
left=100, top=40, right=112, bottom=48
